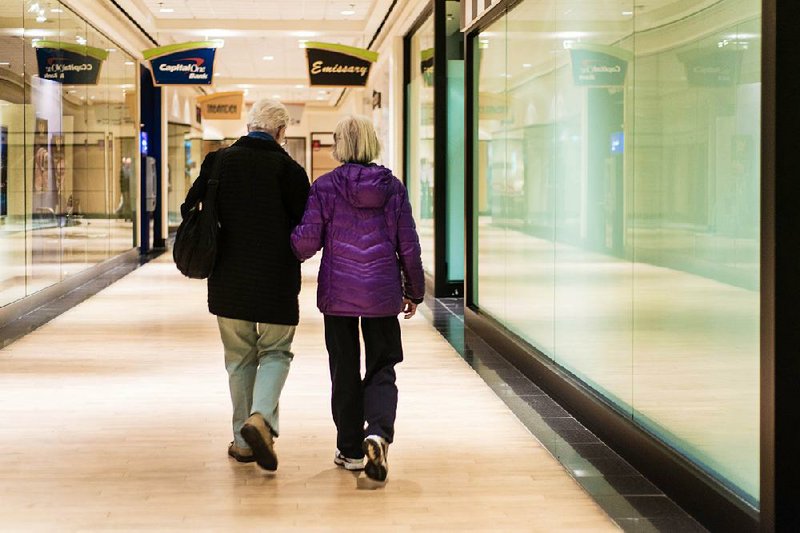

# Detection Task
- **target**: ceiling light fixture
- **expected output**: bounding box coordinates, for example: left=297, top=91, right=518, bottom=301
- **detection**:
left=522, top=63, right=532, bottom=68
left=341, top=4, right=356, bottom=15
left=272, top=94, right=281, bottom=98
left=50, top=8, right=63, bottom=13
left=295, top=84, right=304, bottom=88
left=124, top=61, right=134, bottom=65
left=0, top=62, right=11, bottom=66
left=262, top=55, right=274, bottom=61
left=160, top=8, right=175, bottom=12
left=622, top=11, right=633, bottom=15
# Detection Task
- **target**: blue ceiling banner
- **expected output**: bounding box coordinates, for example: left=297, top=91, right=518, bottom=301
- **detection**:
left=34, top=41, right=108, bottom=85
left=143, top=41, right=222, bottom=86
left=305, top=42, right=378, bottom=87
left=569, top=44, right=632, bottom=87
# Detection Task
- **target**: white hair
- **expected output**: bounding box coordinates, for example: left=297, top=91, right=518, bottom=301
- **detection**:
left=332, top=115, right=381, bottom=164
left=247, top=98, right=290, bottom=135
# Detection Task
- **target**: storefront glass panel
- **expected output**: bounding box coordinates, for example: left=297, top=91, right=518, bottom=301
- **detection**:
left=406, top=14, right=435, bottom=276
left=472, top=0, right=760, bottom=504
left=0, top=0, right=138, bottom=308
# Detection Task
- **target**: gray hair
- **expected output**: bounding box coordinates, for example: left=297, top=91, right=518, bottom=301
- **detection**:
left=332, top=115, right=381, bottom=164
left=247, top=98, right=290, bottom=135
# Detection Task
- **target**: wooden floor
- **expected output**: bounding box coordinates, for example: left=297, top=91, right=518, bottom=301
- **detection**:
left=0, top=254, right=617, bottom=531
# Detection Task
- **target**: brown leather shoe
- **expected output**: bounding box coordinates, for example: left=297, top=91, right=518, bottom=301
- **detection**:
left=241, top=413, right=278, bottom=472
left=228, top=442, right=256, bottom=463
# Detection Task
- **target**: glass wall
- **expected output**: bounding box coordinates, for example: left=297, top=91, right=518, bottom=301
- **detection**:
left=406, top=14, right=435, bottom=276
left=167, top=122, right=196, bottom=227
left=0, top=0, right=138, bottom=308
left=473, top=0, right=760, bottom=505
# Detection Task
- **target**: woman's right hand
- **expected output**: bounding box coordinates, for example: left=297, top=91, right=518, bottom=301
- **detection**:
left=402, top=298, right=417, bottom=319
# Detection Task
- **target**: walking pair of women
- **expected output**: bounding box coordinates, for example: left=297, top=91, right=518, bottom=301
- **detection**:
left=181, top=99, right=424, bottom=485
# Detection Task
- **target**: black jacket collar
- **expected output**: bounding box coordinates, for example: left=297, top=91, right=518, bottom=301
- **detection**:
left=233, top=135, right=286, bottom=154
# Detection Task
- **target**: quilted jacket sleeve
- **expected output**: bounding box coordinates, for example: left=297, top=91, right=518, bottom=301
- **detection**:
left=290, top=181, right=325, bottom=261
left=396, top=184, right=425, bottom=303
left=282, top=160, right=311, bottom=227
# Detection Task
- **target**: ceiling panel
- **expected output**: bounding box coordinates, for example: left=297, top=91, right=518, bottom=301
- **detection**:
left=139, top=0, right=379, bottom=105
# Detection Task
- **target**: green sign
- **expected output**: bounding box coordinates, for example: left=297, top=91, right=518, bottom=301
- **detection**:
left=678, top=48, right=743, bottom=87
left=570, top=44, right=631, bottom=87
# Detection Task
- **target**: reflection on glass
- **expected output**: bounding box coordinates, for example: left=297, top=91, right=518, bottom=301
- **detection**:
left=0, top=0, right=137, bottom=306
left=407, top=15, right=435, bottom=275
left=472, top=0, right=761, bottom=504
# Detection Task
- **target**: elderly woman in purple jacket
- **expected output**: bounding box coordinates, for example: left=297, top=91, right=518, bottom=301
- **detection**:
left=291, top=115, right=424, bottom=485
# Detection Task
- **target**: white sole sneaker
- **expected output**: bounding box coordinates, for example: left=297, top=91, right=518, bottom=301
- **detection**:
left=334, top=451, right=365, bottom=471
left=362, top=435, right=388, bottom=483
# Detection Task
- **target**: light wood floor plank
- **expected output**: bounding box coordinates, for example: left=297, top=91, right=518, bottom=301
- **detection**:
left=0, top=254, right=617, bottom=531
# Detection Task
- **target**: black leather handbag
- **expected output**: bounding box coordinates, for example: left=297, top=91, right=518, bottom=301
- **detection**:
left=173, top=148, right=226, bottom=279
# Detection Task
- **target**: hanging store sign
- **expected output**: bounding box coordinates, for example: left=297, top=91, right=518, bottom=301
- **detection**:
left=34, top=41, right=108, bottom=85
left=478, top=92, right=506, bottom=120
left=143, top=41, right=222, bottom=86
left=420, top=48, right=434, bottom=87
left=678, top=48, right=742, bottom=87
left=197, top=91, right=244, bottom=120
left=305, top=42, right=378, bottom=87
left=570, top=44, right=630, bottom=87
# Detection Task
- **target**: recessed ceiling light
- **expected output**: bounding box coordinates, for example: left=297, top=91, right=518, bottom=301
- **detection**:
left=622, top=11, right=633, bottom=15
left=316, top=96, right=326, bottom=100
left=50, top=8, right=63, bottom=13
left=0, top=62, right=10, bottom=66
left=272, top=94, right=281, bottom=98
left=341, top=9, right=355, bottom=15
left=295, top=84, right=304, bottom=88
left=522, top=63, right=532, bottom=68
left=125, top=61, right=134, bottom=65
left=262, top=55, right=274, bottom=61
left=160, top=8, right=175, bottom=13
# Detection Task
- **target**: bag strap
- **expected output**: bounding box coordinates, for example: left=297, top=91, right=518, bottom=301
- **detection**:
left=203, top=147, right=227, bottom=208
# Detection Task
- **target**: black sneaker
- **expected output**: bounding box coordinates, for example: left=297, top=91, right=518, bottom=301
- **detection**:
left=241, top=413, right=278, bottom=472
left=362, top=435, right=388, bottom=483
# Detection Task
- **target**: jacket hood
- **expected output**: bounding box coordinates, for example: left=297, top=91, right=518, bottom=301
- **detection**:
left=331, top=163, right=393, bottom=209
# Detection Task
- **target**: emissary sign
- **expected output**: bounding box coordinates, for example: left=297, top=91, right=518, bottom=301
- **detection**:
left=34, top=41, right=108, bottom=85
left=305, top=42, right=378, bottom=87
left=143, top=41, right=222, bottom=86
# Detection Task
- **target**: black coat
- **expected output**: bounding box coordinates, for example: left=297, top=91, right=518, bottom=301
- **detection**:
left=182, top=136, right=310, bottom=325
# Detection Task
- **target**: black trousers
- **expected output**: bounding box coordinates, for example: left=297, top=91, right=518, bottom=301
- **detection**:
left=323, top=315, right=404, bottom=459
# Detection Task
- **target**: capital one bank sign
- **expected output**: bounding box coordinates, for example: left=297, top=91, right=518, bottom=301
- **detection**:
left=144, top=41, right=222, bottom=86
left=34, top=41, right=109, bottom=85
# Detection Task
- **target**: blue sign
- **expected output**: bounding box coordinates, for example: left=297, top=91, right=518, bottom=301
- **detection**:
left=140, top=131, right=149, bottom=155
left=144, top=42, right=221, bottom=86
left=34, top=41, right=108, bottom=85
left=610, top=132, right=624, bottom=154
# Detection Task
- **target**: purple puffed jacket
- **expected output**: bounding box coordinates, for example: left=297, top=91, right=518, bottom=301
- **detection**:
left=290, top=163, right=425, bottom=317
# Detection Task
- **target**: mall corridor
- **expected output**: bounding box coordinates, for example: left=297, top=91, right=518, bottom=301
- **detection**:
left=0, top=255, right=615, bottom=530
